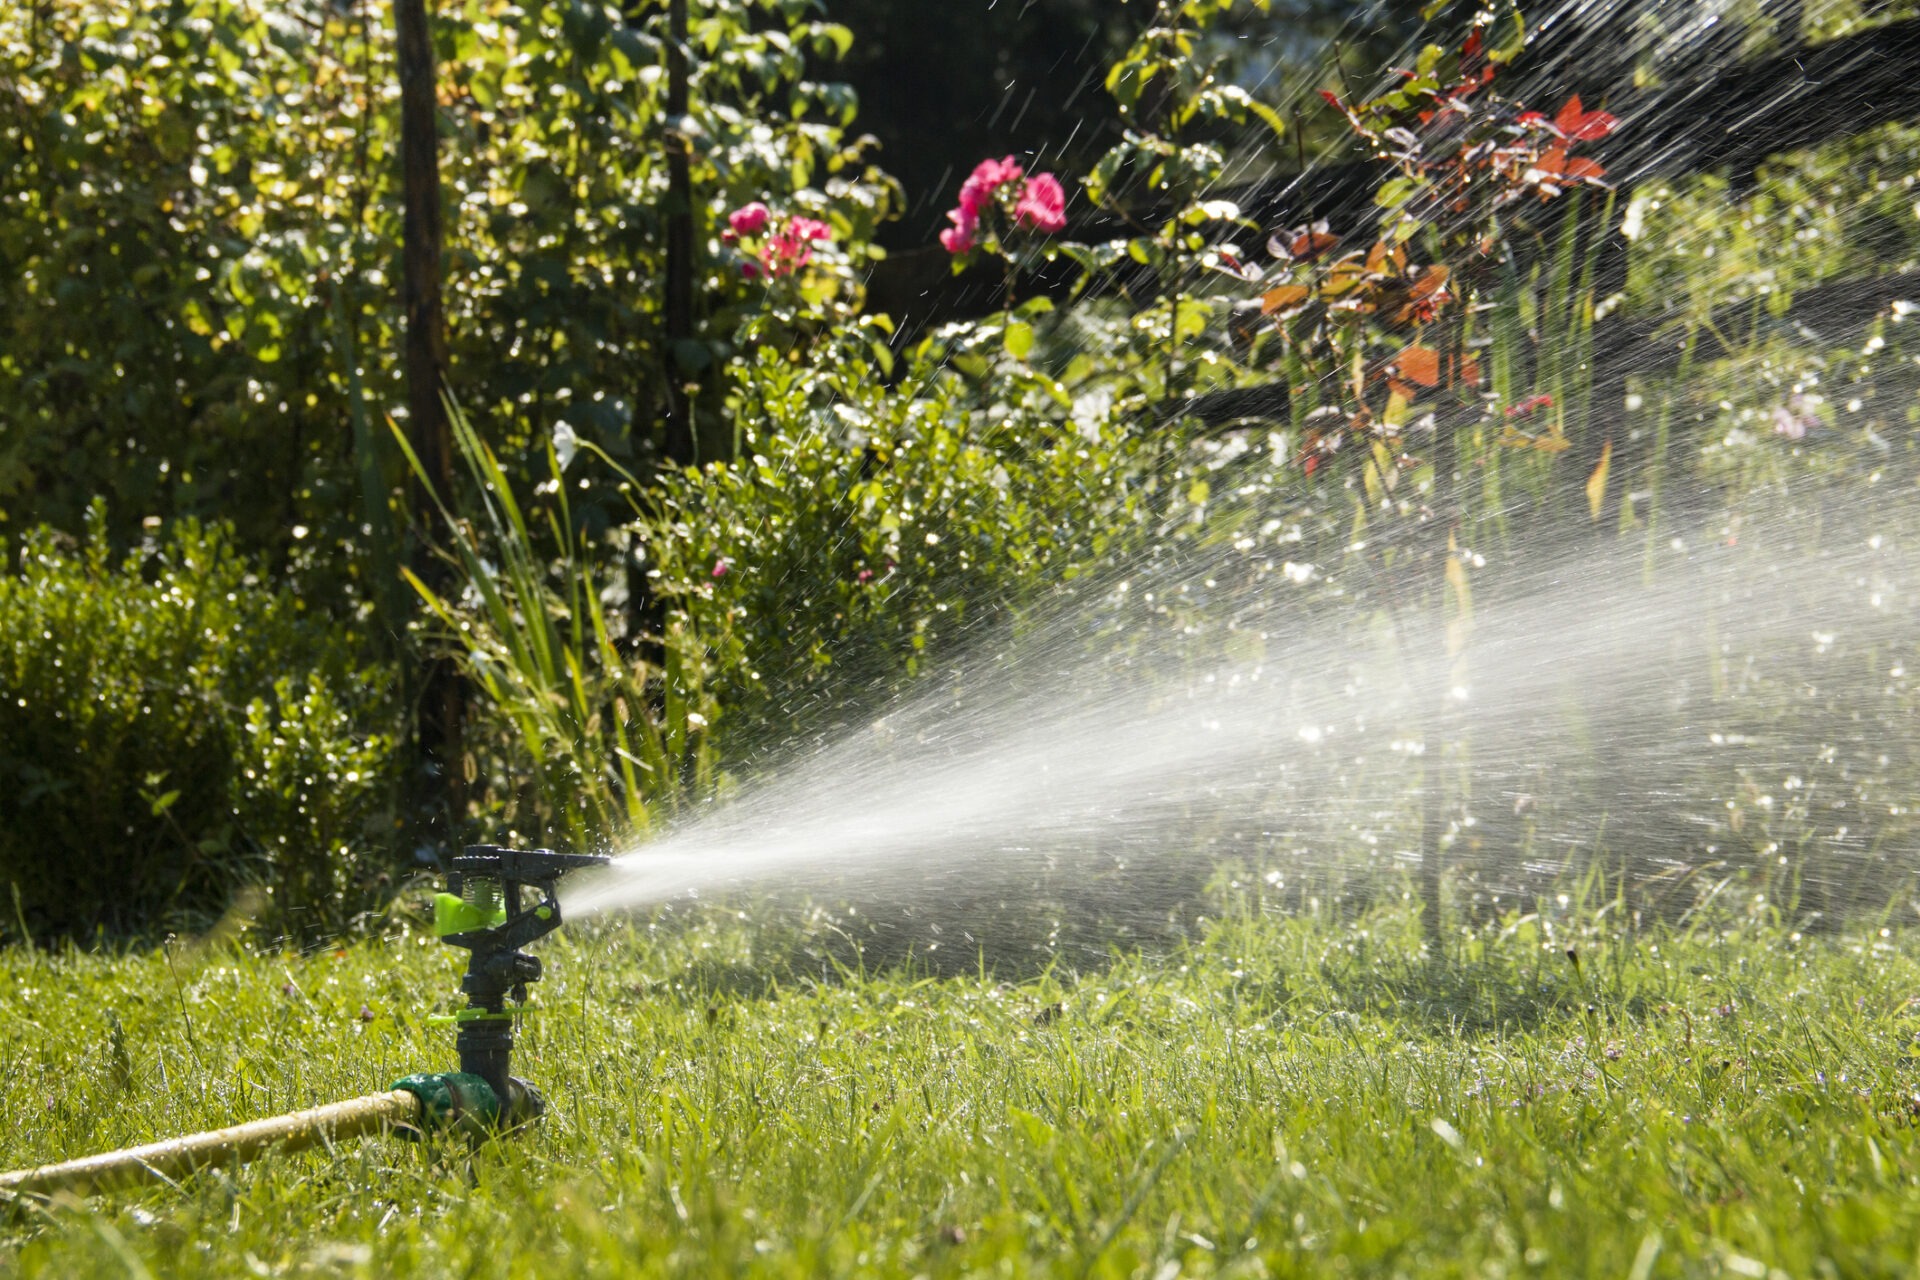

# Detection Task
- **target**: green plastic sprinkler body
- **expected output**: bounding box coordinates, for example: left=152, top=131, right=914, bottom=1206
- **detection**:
left=427, top=845, right=611, bottom=1126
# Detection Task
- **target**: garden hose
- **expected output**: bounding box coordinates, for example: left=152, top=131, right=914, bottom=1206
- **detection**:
left=0, top=1089, right=424, bottom=1198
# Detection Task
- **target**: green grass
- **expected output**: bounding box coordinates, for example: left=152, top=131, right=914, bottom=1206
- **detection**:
left=5, top=895, right=1920, bottom=1277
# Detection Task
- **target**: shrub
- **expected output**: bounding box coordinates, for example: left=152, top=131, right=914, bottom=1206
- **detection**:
left=0, top=508, right=400, bottom=939
left=641, top=339, right=1154, bottom=758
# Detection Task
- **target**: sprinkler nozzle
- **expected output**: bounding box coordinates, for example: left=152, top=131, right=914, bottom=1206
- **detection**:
left=431, top=844, right=610, bottom=1123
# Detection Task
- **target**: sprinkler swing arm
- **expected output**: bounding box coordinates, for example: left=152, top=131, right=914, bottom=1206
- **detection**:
left=0, top=845, right=609, bottom=1198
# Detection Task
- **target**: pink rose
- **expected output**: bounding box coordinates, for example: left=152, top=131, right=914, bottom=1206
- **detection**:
left=939, top=207, right=978, bottom=254
left=958, top=155, right=1023, bottom=217
left=728, top=202, right=770, bottom=235
left=743, top=215, right=834, bottom=277
left=741, top=260, right=761, bottom=279
left=1013, top=172, right=1067, bottom=233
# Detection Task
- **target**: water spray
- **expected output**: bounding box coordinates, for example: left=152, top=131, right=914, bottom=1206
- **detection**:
left=0, top=845, right=608, bottom=1199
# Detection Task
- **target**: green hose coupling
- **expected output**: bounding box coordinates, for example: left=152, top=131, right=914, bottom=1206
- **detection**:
left=390, top=1071, right=501, bottom=1137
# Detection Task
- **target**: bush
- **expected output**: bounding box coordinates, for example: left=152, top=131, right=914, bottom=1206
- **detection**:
left=0, top=508, right=401, bottom=939
left=640, top=338, right=1154, bottom=757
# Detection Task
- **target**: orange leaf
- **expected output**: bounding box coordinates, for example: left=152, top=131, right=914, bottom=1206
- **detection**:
left=1408, top=264, right=1449, bottom=300
left=1262, top=284, right=1311, bottom=315
left=1586, top=439, right=1613, bottom=520
left=1398, top=345, right=1440, bottom=387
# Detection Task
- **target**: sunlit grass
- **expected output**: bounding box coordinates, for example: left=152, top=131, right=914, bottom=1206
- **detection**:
left=4, top=897, right=1919, bottom=1277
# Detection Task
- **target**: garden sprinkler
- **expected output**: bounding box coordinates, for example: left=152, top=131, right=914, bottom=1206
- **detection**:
left=423, top=844, right=612, bottom=1122
left=0, top=845, right=609, bottom=1198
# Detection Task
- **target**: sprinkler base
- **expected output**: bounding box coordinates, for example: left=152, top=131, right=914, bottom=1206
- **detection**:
left=392, top=1070, right=544, bottom=1136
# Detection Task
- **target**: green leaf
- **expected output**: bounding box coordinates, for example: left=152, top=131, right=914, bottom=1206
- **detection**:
left=1004, top=321, right=1034, bottom=361
left=1487, top=9, right=1526, bottom=63
left=1246, top=99, right=1289, bottom=142
left=810, top=22, right=854, bottom=58
left=1375, top=177, right=1419, bottom=210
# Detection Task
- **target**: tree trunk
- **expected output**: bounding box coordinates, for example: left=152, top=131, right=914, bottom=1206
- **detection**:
left=395, top=0, right=466, bottom=843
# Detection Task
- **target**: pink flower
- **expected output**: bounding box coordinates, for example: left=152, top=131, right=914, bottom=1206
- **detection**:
left=741, top=260, right=761, bottom=280
left=1013, top=172, right=1067, bottom=233
left=728, top=202, right=770, bottom=236
left=1772, top=395, right=1818, bottom=440
left=788, top=216, right=832, bottom=243
left=958, top=155, right=1024, bottom=217
left=940, top=158, right=1069, bottom=255
left=712, top=559, right=730, bottom=579
left=759, top=215, right=833, bottom=277
left=939, top=207, right=978, bottom=254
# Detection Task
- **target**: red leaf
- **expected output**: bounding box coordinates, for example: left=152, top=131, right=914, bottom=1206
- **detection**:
left=1552, top=95, right=1618, bottom=142
left=1286, top=221, right=1339, bottom=262
left=1552, top=95, right=1586, bottom=137
left=1571, top=110, right=1617, bottom=142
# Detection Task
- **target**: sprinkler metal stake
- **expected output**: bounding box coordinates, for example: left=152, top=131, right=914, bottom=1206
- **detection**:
left=0, top=844, right=607, bottom=1198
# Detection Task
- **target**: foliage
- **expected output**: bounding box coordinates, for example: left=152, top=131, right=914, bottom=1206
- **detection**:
left=1066, top=0, right=1290, bottom=407
left=0, top=0, right=895, bottom=582
left=1259, top=18, right=1610, bottom=483
left=640, top=337, right=1154, bottom=756
left=399, top=405, right=702, bottom=854
left=8, top=902, right=1920, bottom=1275
left=0, top=0, right=387, bottom=560
left=0, top=509, right=399, bottom=938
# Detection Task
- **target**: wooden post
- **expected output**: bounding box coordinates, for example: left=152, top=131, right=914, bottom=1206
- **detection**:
left=395, top=0, right=467, bottom=838
left=660, top=0, right=696, bottom=465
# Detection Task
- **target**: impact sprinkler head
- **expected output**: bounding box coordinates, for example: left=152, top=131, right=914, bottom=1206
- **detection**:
left=408, top=845, right=611, bottom=1130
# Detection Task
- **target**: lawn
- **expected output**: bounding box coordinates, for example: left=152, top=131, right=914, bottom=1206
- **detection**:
left=5, top=895, right=1919, bottom=1277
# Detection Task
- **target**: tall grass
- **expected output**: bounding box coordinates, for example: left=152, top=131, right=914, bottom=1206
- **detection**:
left=393, top=403, right=712, bottom=851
